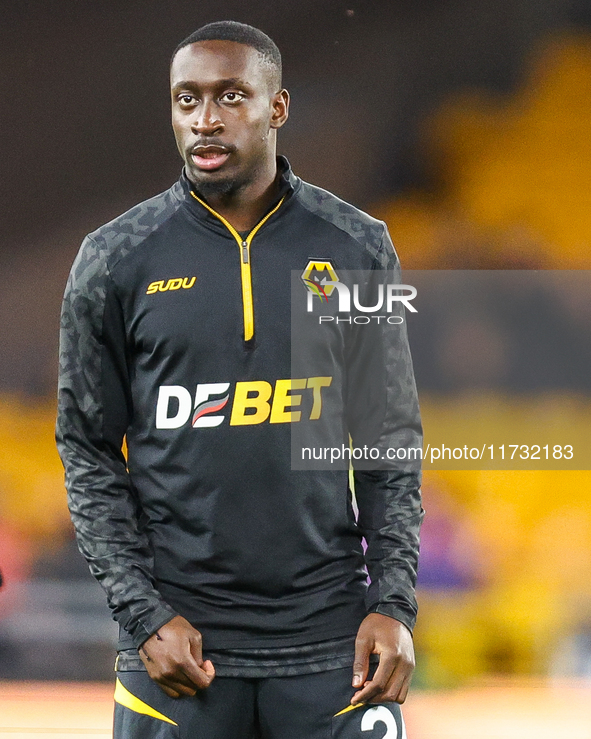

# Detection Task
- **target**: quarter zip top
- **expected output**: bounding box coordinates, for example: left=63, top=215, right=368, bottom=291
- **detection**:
left=190, top=191, right=285, bottom=341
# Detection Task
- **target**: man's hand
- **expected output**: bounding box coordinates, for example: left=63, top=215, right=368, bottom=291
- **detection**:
left=139, top=615, right=215, bottom=698
left=351, top=613, right=415, bottom=705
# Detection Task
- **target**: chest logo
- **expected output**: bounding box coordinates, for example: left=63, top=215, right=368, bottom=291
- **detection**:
left=155, top=377, right=332, bottom=429
left=301, top=259, right=339, bottom=300
left=146, top=277, right=196, bottom=295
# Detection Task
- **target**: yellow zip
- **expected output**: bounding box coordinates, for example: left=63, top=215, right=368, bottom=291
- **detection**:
left=191, top=191, right=285, bottom=340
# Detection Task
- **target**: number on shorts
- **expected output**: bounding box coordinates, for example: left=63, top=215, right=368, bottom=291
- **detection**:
left=361, top=705, right=406, bottom=738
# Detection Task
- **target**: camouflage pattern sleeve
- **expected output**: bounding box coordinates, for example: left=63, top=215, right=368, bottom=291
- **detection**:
left=349, top=225, right=424, bottom=633
left=55, top=235, right=178, bottom=648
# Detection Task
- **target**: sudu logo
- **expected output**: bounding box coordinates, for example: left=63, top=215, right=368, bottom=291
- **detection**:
left=146, top=277, right=196, bottom=294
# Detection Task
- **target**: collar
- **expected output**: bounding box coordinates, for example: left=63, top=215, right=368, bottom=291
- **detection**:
left=177, top=155, right=300, bottom=231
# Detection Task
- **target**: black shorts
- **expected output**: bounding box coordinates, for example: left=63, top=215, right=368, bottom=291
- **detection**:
left=113, top=667, right=407, bottom=739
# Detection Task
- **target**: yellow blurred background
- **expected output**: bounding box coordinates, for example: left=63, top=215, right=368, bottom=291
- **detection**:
left=376, top=34, right=591, bottom=270
left=381, top=32, right=591, bottom=689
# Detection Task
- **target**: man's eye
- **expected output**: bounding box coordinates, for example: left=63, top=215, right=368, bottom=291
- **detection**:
left=178, top=95, right=196, bottom=106
left=221, top=92, right=244, bottom=103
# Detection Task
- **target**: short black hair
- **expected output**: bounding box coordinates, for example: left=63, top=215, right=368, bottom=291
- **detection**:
left=172, top=21, right=282, bottom=88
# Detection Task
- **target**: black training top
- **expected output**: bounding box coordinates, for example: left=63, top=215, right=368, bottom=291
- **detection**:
left=56, top=157, right=423, bottom=652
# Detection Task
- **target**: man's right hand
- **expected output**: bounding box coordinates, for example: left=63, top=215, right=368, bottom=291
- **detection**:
left=139, top=615, right=215, bottom=698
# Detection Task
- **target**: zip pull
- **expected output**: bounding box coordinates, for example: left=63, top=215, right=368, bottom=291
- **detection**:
left=241, top=240, right=249, bottom=264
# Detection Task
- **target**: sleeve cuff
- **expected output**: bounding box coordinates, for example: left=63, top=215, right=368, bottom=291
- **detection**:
left=130, top=604, right=179, bottom=649
left=368, top=603, right=416, bottom=635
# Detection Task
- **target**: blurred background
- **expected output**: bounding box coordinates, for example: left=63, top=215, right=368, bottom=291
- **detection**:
left=2, top=0, right=591, bottom=735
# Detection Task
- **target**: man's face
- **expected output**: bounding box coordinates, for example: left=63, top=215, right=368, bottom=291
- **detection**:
left=170, top=40, right=288, bottom=196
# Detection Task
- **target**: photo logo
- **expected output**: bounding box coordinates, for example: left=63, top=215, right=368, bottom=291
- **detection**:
left=305, top=281, right=417, bottom=314
left=300, top=265, right=417, bottom=324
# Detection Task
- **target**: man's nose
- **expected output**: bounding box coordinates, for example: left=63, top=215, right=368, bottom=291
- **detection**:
left=191, top=100, right=224, bottom=135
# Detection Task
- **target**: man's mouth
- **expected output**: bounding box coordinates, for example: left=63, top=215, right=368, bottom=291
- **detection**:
left=191, top=145, right=232, bottom=171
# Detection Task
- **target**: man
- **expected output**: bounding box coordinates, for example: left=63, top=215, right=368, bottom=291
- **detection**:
left=56, top=21, right=423, bottom=739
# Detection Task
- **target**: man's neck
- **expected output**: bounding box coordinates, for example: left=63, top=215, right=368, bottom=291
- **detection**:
left=200, top=163, right=280, bottom=233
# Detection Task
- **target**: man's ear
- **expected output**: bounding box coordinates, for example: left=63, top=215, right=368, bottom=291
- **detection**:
left=270, top=89, right=290, bottom=129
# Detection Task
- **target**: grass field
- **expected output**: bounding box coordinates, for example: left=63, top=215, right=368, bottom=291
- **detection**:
left=1, top=678, right=590, bottom=738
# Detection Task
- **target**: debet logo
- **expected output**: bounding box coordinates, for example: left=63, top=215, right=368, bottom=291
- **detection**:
left=156, top=377, right=332, bottom=429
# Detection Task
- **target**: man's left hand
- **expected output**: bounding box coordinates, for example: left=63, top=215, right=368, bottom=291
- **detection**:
left=350, top=613, right=415, bottom=705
